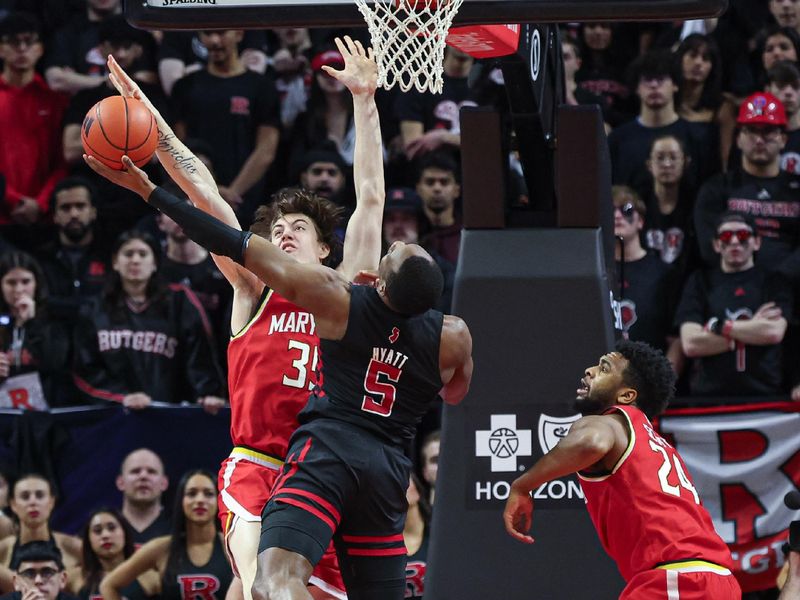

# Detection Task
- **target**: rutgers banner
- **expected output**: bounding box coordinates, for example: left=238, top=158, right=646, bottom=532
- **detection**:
left=659, top=402, right=800, bottom=593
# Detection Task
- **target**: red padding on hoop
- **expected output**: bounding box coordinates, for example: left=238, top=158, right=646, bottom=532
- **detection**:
left=446, top=24, right=520, bottom=58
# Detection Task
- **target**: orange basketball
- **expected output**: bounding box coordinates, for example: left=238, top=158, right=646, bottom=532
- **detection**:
left=81, top=96, right=157, bottom=170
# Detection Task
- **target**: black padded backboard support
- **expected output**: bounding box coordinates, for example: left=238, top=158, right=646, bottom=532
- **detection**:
left=125, top=0, right=727, bottom=29
left=427, top=228, right=623, bottom=600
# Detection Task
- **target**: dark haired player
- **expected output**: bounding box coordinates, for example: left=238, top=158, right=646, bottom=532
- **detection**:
left=86, top=38, right=473, bottom=600
left=504, top=340, right=741, bottom=599
left=85, top=162, right=473, bottom=600
left=88, top=37, right=388, bottom=600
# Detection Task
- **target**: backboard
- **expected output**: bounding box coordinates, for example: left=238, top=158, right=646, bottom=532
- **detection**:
left=125, top=0, right=728, bottom=29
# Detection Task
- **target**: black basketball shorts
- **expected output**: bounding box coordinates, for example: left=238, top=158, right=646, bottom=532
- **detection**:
left=259, top=417, right=411, bottom=566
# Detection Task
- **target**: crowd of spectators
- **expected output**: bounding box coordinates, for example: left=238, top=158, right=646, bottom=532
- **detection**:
left=0, top=1, right=798, bottom=598
left=0, top=1, right=797, bottom=408
left=0, top=450, right=232, bottom=600
left=0, top=1, right=480, bottom=414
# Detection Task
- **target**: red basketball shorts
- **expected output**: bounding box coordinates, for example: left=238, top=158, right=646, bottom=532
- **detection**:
left=217, top=447, right=346, bottom=599
left=621, top=563, right=742, bottom=600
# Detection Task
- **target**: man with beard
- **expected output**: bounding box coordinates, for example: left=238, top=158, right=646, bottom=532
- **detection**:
left=383, top=187, right=453, bottom=312
left=295, top=146, right=354, bottom=251
left=35, top=177, right=109, bottom=321
left=297, top=146, right=350, bottom=208
left=115, top=448, right=170, bottom=546
left=694, top=92, right=800, bottom=284
left=503, top=340, right=741, bottom=599
left=415, top=152, right=462, bottom=267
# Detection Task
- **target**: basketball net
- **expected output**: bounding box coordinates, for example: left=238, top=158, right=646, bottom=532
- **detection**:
left=353, top=0, right=464, bottom=94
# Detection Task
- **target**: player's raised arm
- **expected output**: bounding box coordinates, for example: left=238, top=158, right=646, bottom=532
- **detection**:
left=104, top=55, right=261, bottom=292
left=105, top=56, right=221, bottom=208
left=512, top=416, right=617, bottom=493
left=502, top=416, right=617, bottom=543
left=324, top=37, right=386, bottom=280
left=79, top=158, right=353, bottom=337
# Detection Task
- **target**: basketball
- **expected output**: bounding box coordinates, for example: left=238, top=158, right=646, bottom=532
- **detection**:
left=81, top=96, right=158, bottom=170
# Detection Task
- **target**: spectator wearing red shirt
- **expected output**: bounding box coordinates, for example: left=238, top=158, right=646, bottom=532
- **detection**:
left=0, top=12, right=67, bottom=228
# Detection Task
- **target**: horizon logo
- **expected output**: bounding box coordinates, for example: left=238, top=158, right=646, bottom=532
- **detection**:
left=475, top=414, right=532, bottom=472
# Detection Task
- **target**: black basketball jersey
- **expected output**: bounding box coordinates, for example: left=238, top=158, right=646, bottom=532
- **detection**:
left=300, top=285, right=444, bottom=445
left=160, top=535, right=232, bottom=600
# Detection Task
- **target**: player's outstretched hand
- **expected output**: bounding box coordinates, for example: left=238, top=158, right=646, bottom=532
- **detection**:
left=107, top=55, right=158, bottom=116
left=503, top=487, right=535, bottom=544
left=322, top=36, right=377, bottom=97
left=84, top=155, right=156, bottom=200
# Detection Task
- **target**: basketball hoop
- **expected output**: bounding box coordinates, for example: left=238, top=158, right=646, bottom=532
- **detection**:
left=353, top=0, right=464, bottom=94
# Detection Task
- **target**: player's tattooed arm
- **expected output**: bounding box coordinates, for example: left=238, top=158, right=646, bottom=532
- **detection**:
left=103, top=55, right=264, bottom=292
left=156, top=131, right=199, bottom=175
left=105, top=55, right=234, bottom=224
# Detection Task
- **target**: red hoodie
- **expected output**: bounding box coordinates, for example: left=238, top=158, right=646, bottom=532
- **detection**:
left=0, top=73, right=68, bottom=223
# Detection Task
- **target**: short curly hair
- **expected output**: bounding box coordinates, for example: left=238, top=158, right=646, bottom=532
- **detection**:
left=615, top=339, right=676, bottom=419
left=250, top=187, right=343, bottom=266
left=385, top=255, right=443, bottom=316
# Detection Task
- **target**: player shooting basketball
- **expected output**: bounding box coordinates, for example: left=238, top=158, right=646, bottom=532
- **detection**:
left=86, top=36, right=386, bottom=600
left=86, top=34, right=473, bottom=598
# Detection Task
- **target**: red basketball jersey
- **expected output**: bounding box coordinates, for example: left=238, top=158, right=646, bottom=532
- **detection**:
left=227, top=289, right=320, bottom=457
left=578, top=405, right=733, bottom=582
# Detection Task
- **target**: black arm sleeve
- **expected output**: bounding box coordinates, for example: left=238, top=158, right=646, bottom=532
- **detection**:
left=148, top=187, right=253, bottom=263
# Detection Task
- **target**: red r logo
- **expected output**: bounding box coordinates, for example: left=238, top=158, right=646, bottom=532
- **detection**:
left=177, top=575, right=221, bottom=600
left=9, top=389, right=31, bottom=410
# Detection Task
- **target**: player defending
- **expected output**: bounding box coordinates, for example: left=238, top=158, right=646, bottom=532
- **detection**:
left=85, top=114, right=473, bottom=600
left=503, top=340, right=741, bottom=599
left=96, top=37, right=387, bottom=600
